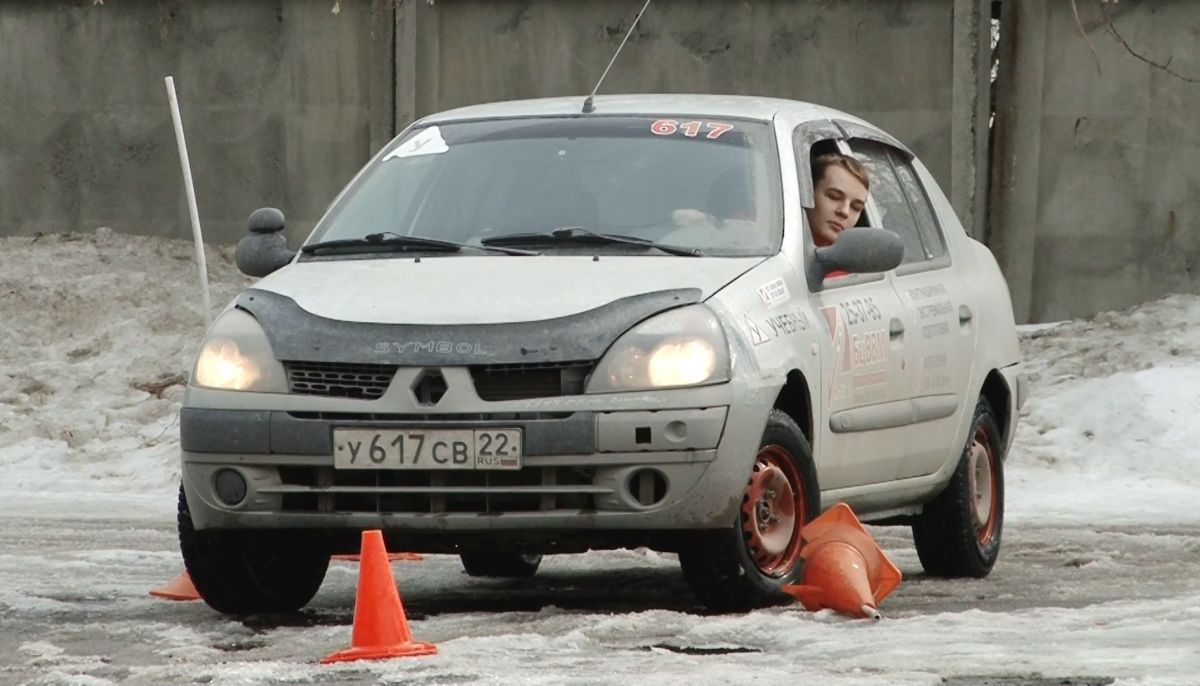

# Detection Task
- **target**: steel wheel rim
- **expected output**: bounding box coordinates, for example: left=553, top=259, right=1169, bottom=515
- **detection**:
left=967, top=425, right=998, bottom=546
left=740, top=445, right=806, bottom=577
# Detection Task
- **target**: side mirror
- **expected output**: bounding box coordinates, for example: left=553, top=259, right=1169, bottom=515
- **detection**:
left=813, top=227, right=903, bottom=279
left=234, top=207, right=296, bottom=277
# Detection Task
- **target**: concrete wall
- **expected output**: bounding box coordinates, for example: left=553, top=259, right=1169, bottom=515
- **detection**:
left=397, top=0, right=992, bottom=239
left=990, top=0, right=1200, bottom=323
left=1, top=0, right=990, bottom=247
left=0, top=0, right=389, bottom=245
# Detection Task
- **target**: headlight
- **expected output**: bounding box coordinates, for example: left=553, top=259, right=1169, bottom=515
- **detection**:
left=587, top=305, right=730, bottom=393
left=192, top=308, right=288, bottom=393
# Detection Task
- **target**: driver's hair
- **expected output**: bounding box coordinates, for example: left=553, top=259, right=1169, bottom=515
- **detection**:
left=811, top=153, right=870, bottom=191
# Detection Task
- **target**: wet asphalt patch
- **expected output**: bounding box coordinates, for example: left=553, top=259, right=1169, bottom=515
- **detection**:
left=942, top=676, right=1114, bottom=686
left=643, top=643, right=762, bottom=656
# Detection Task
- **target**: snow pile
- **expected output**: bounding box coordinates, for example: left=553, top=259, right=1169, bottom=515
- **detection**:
left=0, top=230, right=250, bottom=513
left=1010, top=295, right=1200, bottom=525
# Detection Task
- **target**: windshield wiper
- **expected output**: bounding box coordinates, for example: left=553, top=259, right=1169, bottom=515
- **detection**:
left=301, top=232, right=536, bottom=256
left=481, top=227, right=702, bottom=257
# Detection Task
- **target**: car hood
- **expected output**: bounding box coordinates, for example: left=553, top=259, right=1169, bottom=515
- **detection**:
left=253, top=256, right=765, bottom=325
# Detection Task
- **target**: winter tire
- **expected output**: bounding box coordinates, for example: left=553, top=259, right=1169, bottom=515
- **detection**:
left=177, top=484, right=330, bottom=615
left=679, top=409, right=820, bottom=612
left=912, top=397, right=1005, bottom=578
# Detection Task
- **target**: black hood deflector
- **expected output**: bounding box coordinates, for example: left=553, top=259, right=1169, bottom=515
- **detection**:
left=235, top=287, right=702, bottom=365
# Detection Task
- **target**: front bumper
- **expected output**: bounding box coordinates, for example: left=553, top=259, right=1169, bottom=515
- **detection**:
left=181, top=385, right=771, bottom=536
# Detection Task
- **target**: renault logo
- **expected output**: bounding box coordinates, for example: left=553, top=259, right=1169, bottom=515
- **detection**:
left=410, top=370, right=448, bottom=406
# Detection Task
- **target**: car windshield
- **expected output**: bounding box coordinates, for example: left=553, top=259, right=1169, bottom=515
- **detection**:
left=306, top=115, right=783, bottom=257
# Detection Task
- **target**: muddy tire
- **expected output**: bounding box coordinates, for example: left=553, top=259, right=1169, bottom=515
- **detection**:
left=177, top=484, right=330, bottom=615
left=679, top=409, right=820, bottom=612
left=460, top=551, right=543, bottom=578
left=912, top=397, right=1005, bottom=578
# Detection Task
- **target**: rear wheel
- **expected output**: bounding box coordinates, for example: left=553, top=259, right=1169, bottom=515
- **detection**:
left=912, top=397, right=1005, bottom=577
left=460, top=550, right=543, bottom=578
left=679, top=409, right=820, bottom=612
left=177, top=484, right=330, bottom=615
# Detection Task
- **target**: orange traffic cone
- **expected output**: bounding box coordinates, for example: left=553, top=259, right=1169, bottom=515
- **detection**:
left=782, top=502, right=901, bottom=620
left=331, top=552, right=424, bottom=562
left=149, top=570, right=201, bottom=601
left=322, top=530, right=437, bottom=664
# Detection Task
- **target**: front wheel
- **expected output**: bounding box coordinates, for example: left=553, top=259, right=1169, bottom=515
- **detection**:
left=679, top=409, right=820, bottom=612
left=912, top=397, right=1005, bottom=577
left=178, top=485, right=330, bottom=615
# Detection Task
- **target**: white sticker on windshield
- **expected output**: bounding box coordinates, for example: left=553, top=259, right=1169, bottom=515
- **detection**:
left=383, top=126, right=449, bottom=160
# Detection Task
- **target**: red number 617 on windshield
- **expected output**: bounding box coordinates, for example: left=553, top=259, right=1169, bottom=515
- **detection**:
left=650, top=119, right=735, bottom=139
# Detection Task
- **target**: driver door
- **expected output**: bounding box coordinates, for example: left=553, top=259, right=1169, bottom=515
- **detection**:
left=794, top=129, right=914, bottom=490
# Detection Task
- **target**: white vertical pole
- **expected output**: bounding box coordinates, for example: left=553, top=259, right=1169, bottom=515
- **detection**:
left=164, top=75, right=213, bottom=327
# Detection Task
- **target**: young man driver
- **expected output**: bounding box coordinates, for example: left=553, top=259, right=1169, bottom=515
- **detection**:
left=806, top=153, right=869, bottom=247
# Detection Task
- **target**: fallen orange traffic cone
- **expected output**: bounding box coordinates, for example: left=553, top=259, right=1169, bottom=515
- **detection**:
left=331, top=552, right=424, bottom=562
left=322, top=529, right=437, bottom=664
left=782, top=503, right=901, bottom=620
left=149, top=570, right=201, bottom=601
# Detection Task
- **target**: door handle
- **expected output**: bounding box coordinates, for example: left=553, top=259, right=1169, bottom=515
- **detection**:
left=959, top=304, right=974, bottom=323
left=889, top=317, right=905, bottom=337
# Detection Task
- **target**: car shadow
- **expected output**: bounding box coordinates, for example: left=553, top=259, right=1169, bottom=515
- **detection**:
left=401, top=565, right=702, bottom=617
left=241, top=564, right=713, bottom=630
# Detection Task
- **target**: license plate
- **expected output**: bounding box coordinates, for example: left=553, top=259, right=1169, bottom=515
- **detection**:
left=333, top=428, right=522, bottom=470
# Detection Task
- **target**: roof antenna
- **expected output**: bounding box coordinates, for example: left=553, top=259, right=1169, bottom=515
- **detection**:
left=582, top=0, right=652, bottom=114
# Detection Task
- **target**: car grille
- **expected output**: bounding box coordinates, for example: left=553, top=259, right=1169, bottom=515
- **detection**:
left=273, top=466, right=608, bottom=514
left=282, top=361, right=594, bottom=401
left=284, top=361, right=396, bottom=399
left=469, top=361, right=592, bottom=401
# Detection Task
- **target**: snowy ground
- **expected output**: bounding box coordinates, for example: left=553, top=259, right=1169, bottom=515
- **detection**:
left=2, top=231, right=1198, bottom=685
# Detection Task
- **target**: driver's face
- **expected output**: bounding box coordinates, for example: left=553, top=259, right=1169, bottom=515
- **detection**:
left=806, top=166, right=868, bottom=247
